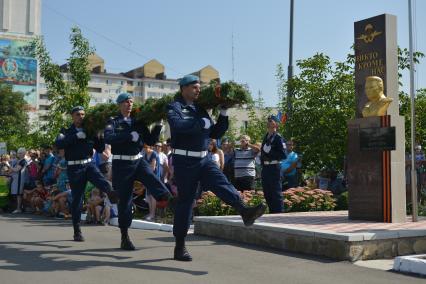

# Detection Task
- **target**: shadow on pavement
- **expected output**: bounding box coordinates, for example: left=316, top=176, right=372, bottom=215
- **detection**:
left=0, top=240, right=208, bottom=276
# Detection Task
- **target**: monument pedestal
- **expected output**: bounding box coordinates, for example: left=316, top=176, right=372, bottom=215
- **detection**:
left=347, top=115, right=406, bottom=222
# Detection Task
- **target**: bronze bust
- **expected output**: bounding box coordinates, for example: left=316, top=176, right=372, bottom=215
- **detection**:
left=361, top=76, right=393, bottom=117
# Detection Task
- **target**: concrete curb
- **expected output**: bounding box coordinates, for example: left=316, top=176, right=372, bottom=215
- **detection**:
left=393, top=254, right=426, bottom=276
left=82, top=214, right=193, bottom=233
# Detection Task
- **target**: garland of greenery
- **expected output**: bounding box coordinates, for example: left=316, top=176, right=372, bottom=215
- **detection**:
left=84, top=81, right=252, bottom=137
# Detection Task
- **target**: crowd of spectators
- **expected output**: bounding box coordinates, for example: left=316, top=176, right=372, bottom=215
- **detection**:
left=0, top=134, right=354, bottom=220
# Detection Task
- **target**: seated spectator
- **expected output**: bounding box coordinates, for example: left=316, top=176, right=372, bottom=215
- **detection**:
left=233, top=135, right=260, bottom=191
left=86, top=188, right=105, bottom=224
left=102, top=196, right=118, bottom=225
left=31, top=182, right=49, bottom=214
left=281, top=140, right=299, bottom=190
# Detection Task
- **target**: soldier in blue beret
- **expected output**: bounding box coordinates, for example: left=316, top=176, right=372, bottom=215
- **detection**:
left=104, top=93, right=172, bottom=250
left=56, top=106, right=117, bottom=242
left=167, top=75, right=266, bottom=261
left=260, top=115, right=287, bottom=213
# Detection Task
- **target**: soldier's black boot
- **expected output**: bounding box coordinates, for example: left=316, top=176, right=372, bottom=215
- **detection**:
left=73, top=223, right=85, bottom=242
left=174, top=238, right=192, bottom=261
left=237, top=202, right=267, bottom=226
left=120, top=227, right=135, bottom=250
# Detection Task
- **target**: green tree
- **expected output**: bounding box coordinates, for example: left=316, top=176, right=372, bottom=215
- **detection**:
left=0, top=84, right=30, bottom=150
left=279, top=53, right=355, bottom=173
left=31, top=26, right=94, bottom=141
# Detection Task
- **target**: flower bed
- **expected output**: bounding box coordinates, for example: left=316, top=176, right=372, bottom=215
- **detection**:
left=194, top=187, right=336, bottom=216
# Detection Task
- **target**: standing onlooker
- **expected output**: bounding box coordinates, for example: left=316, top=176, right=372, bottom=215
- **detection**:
left=233, top=135, right=260, bottom=191
left=26, top=151, right=40, bottom=189
left=208, top=139, right=223, bottom=170
left=221, top=138, right=235, bottom=182
left=41, top=146, right=56, bottom=186
left=260, top=115, right=287, bottom=213
left=281, top=140, right=299, bottom=190
left=143, top=145, right=160, bottom=221
left=9, top=148, right=28, bottom=213
left=55, top=150, right=69, bottom=192
left=155, top=142, right=169, bottom=183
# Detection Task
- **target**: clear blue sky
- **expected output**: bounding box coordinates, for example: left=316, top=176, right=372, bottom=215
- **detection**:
left=42, top=0, right=425, bottom=107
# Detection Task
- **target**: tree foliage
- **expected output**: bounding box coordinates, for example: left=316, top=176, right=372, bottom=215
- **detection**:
left=31, top=26, right=94, bottom=142
left=0, top=84, right=30, bottom=150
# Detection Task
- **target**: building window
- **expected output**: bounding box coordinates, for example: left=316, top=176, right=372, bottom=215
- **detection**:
left=88, top=87, right=102, bottom=93
left=39, top=94, right=49, bottom=100
left=39, top=105, right=50, bottom=110
left=159, top=84, right=164, bottom=89
left=106, top=79, right=110, bottom=84
left=121, top=81, right=124, bottom=85
left=127, top=81, right=133, bottom=86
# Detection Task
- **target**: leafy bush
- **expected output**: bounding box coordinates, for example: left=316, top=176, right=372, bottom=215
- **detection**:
left=195, top=190, right=265, bottom=216
left=335, top=191, right=348, bottom=211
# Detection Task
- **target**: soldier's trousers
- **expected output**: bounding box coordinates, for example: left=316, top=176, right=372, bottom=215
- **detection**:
left=261, top=164, right=283, bottom=213
left=112, top=158, right=170, bottom=229
left=172, top=155, right=243, bottom=239
left=68, top=163, right=112, bottom=225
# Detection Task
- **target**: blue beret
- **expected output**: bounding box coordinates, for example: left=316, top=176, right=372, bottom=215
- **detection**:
left=268, top=115, right=280, bottom=123
left=71, top=106, right=84, bottom=114
left=116, top=93, right=133, bottom=104
left=179, top=75, right=200, bottom=86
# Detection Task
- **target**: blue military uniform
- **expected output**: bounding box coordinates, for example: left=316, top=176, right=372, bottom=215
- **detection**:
left=104, top=103, right=170, bottom=231
left=55, top=109, right=112, bottom=230
left=167, top=95, right=244, bottom=239
left=260, top=126, right=286, bottom=213
left=167, top=75, right=265, bottom=261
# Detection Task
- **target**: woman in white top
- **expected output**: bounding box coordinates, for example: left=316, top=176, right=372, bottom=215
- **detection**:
left=9, top=148, right=28, bottom=213
left=208, top=139, right=224, bottom=171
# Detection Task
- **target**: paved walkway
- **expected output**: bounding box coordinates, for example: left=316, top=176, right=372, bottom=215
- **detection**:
left=1, top=214, right=425, bottom=283
left=203, top=211, right=426, bottom=233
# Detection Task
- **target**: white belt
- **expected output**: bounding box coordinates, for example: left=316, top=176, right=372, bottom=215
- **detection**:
left=112, top=154, right=142, bottom=161
left=173, top=149, right=208, bottom=158
left=264, top=160, right=280, bottom=165
left=68, top=158, right=92, bottom=166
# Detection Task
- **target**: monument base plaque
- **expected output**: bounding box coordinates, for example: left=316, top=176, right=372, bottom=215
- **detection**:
left=347, top=115, right=406, bottom=222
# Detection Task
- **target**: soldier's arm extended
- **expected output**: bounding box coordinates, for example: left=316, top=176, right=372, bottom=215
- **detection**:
left=104, top=120, right=132, bottom=144
left=166, top=104, right=202, bottom=134
left=209, top=114, right=229, bottom=139
left=55, top=128, right=77, bottom=149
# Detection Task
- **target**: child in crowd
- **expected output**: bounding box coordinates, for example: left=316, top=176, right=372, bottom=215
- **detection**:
left=30, top=182, right=49, bottom=214
left=86, top=188, right=105, bottom=224
left=102, top=196, right=118, bottom=225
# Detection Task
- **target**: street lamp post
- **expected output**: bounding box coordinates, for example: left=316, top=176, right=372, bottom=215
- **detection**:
left=287, top=0, right=294, bottom=121
left=408, top=0, right=418, bottom=222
